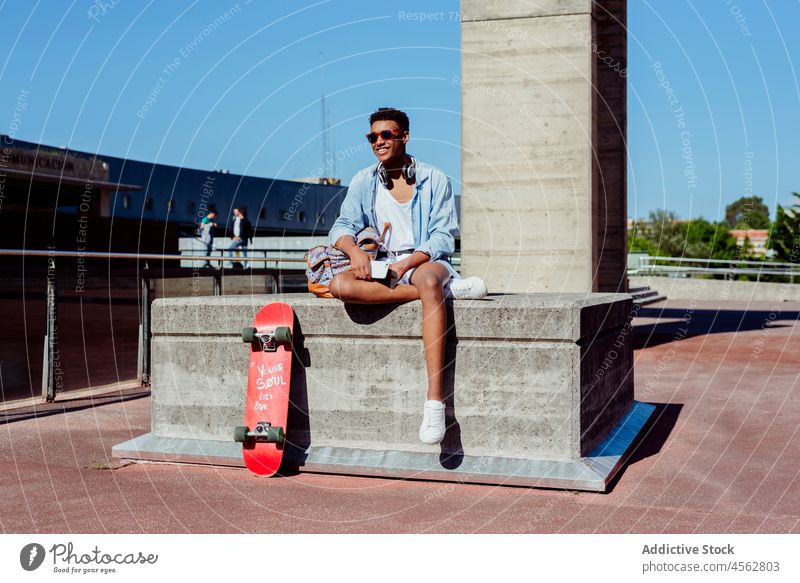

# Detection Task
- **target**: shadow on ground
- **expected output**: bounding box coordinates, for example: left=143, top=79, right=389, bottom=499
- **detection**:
left=0, top=387, right=150, bottom=425
left=604, top=402, right=682, bottom=494
left=633, top=306, right=797, bottom=349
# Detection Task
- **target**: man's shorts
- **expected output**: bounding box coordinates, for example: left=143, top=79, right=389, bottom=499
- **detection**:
left=383, top=251, right=454, bottom=287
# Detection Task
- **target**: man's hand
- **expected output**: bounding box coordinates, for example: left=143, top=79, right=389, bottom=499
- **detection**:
left=335, top=235, right=373, bottom=280
left=349, top=248, right=372, bottom=280
left=389, top=252, right=432, bottom=282
left=389, top=257, right=413, bottom=281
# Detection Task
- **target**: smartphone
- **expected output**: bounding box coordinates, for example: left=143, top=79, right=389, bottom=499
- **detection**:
left=370, top=261, right=398, bottom=288
left=370, top=261, right=389, bottom=279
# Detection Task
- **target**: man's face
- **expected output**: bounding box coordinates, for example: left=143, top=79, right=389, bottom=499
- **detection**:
left=233, top=209, right=241, bottom=218
left=369, top=120, right=407, bottom=164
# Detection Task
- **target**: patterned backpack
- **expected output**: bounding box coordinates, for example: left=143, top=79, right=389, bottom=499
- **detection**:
left=305, top=225, right=385, bottom=298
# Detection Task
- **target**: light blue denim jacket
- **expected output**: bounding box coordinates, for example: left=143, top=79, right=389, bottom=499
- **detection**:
left=328, top=158, right=459, bottom=278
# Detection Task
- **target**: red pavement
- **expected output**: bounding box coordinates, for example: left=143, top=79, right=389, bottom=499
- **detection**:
left=1, top=299, right=799, bottom=533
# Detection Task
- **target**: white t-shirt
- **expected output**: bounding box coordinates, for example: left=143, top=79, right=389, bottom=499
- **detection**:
left=375, top=181, right=414, bottom=252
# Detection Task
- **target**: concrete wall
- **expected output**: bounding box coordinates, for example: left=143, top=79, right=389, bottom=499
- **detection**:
left=460, top=0, right=627, bottom=294
left=630, top=275, right=800, bottom=303
left=148, top=293, right=634, bottom=460
left=152, top=275, right=278, bottom=297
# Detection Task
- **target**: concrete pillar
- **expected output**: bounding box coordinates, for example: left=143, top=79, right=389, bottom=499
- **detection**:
left=460, top=0, right=627, bottom=293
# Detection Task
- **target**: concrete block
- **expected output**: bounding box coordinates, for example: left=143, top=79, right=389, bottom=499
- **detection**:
left=629, top=275, right=800, bottom=303
left=114, top=293, right=653, bottom=491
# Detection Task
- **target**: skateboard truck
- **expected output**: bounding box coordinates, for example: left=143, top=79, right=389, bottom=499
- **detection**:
left=242, top=326, right=291, bottom=352
left=233, top=421, right=285, bottom=444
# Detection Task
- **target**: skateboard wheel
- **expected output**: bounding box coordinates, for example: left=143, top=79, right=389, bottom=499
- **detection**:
left=266, top=426, right=285, bottom=443
left=233, top=426, right=249, bottom=442
left=241, top=327, right=257, bottom=343
left=273, top=326, right=291, bottom=345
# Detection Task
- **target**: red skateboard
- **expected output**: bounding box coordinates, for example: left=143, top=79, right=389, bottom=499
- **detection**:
left=233, top=302, right=294, bottom=476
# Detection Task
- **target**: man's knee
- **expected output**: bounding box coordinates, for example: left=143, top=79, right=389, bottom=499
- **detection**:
left=415, top=273, right=444, bottom=297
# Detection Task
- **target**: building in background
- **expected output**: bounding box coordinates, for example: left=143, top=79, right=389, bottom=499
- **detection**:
left=730, top=229, right=770, bottom=257
left=0, top=135, right=347, bottom=254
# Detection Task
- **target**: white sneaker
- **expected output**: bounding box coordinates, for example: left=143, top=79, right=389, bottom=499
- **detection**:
left=445, top=276, right=488, bottom=300
left=419, top=400, right=446, bottom=444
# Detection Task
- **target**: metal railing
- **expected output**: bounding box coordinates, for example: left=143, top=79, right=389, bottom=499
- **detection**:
left=0, top=248, right=307, bottom=403
left=635, top=255, right=800, bottom=280
left=0, top=247, right=307, bottom=264
left=176, top=243, right=463, bottom=271
left=2, top=245, right=464, bottom=403
left=178, top=244, right=311, bottom=269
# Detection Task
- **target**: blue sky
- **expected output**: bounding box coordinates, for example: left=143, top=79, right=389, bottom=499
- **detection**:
left=1, top=0, right=798, bottom=221
left=628, top=0, right=800, bottom=222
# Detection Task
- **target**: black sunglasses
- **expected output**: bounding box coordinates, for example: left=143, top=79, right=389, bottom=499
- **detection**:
left=365, top=129, right=404, bottom=143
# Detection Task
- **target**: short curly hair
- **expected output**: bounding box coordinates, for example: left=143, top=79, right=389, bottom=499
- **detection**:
left=369, top=107, right=409, bottom=132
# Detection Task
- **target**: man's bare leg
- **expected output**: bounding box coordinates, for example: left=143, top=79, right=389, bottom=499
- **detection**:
left=329, top=271, right=419, bottom=304
left=410, top=262, right=451, bottom=401
left=331, top=265, right=451, bottom=400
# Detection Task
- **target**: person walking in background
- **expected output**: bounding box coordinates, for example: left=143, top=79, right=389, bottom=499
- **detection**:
left=199, top=210, right=218, bottom=268
left=228, top=207, right=253, bottom=268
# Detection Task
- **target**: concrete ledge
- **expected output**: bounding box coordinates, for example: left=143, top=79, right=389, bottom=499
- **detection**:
left=115, top=292, right=650, bottom=491
left=112, top=433, right=244, bottom=467
left=630, top=275, right=800, bottom=303
left=113, top=401, right=654, bottom=491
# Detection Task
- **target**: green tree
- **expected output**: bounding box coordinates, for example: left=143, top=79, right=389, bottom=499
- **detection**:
left=770, top=192, right=800, bottom=263
left=627, top=209, right=741, bottom=259
left=646, top=209, right=685, bottom=257
left=627, top=235, right=657, bottom=254
left=627, top=219, right=657, bottom=254
left=725, top=196, right=770, bottom=229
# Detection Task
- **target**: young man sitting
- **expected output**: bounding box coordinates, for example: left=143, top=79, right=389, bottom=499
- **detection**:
left=328, top=107, right=487, bottom=445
